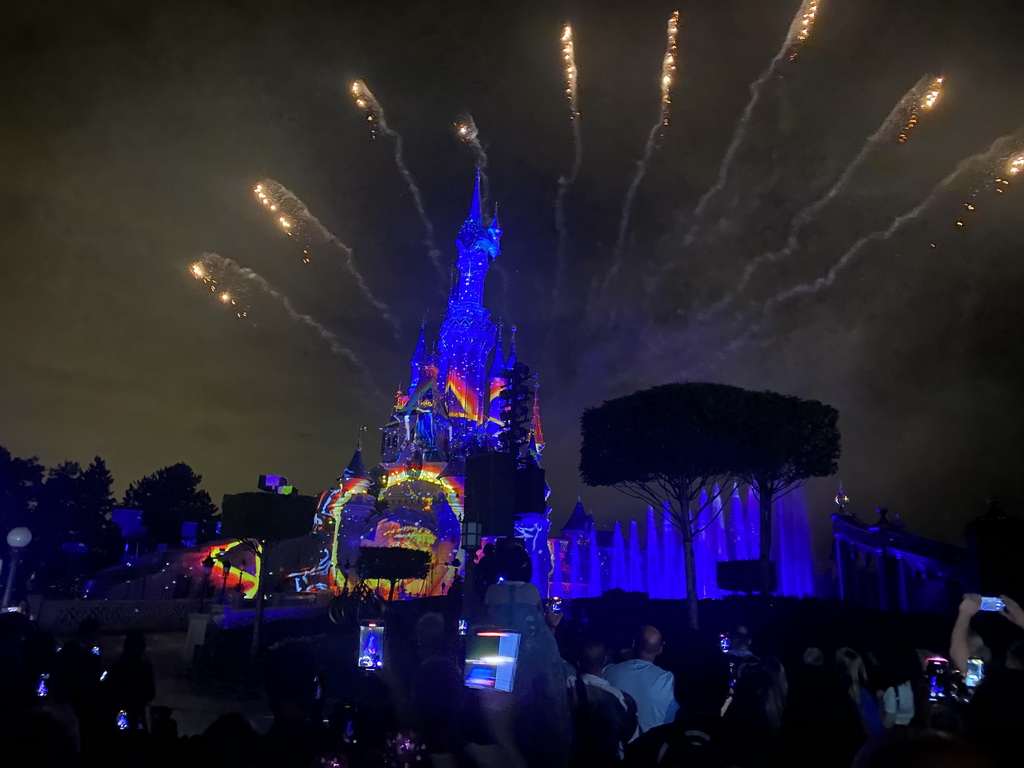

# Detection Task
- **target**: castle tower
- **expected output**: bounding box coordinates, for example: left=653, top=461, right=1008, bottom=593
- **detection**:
left=438, top=171, right=503, bottom=448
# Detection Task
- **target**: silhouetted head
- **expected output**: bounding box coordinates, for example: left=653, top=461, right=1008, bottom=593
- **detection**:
left=577, top=636, right=609, bottom=676
left=675, top=647, right=731, bottom=717
left=803, top=647, right=825, bottom=667
left=836, top=647, right=869, bottom=706
left=122, top=630, right=146, bottom=660
left=633, top=625, right=664, bottom=662
left=730, top=625, right=752, bottom=650
left=265, top=643, right=319, bottom=722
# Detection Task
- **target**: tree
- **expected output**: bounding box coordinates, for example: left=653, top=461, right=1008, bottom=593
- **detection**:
left=357, top=547, right=431, bottom=601
left=0, top=447, right=44, bottom=531
left=123, top=463, right=218, bottom=547
left=734, top=391, right=840, bottom=589
left=580, top=383, right=750, bottom=628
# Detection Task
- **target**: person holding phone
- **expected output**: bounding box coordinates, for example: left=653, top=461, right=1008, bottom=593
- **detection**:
left=951, top=593, right=1024, bottom=675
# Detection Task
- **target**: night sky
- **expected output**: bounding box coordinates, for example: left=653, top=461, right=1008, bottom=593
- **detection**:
left=4, top=0, right=1024, bottom=563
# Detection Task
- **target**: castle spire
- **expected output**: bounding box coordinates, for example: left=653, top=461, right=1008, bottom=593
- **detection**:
left=505, top=325, right=518, bottom=369
left=408, top=319, right=427, bottom=391
left=467, top=168, right=483, bottom=225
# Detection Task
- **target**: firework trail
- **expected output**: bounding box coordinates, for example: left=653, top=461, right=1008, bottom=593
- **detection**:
left=552, top=23, right=584, bottom=310
left=189, top=253, right=370, bottom=375
left=454, top=115, right=489, bottom=208
left=350, top=80, right=444, bottom=285
left=602, top=10, right=680, bottom=295
left=683, top=0, right=823, bottom=250
left=955, top=150, right=1023, bottom=228
left=702, top=74, right=944, bottom=319
left=253, top=180, right=401, bottom=340
left=752, top=132, right=1021, bottom=323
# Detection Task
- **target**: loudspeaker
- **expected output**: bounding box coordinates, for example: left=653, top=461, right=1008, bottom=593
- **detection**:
left=717, top=560, right=777, bottom=593
left=513, top=465, right=546, bottom=517
left=465, top=452, right=516, bottom=537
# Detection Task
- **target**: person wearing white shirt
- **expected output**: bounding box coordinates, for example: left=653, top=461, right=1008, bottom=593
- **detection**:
left=603, top=625, right=677, bottom=737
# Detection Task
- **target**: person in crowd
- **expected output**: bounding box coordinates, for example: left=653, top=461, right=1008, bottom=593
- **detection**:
left=626, top=640, right=731, bottom=767
left=851, top=730, right=993, bottom=768
left=604, top=625, right=677, bottom=735
left=721, top=657, right=788, bottom=766
left=951, top=593, right=1024, bottom=674
left=261, top=642, right=336, bottom=768
left=836, top=647, right=884, bottom=736
left=482, top=539, right=572, bottom=768
left=963, top=667, right=1024, bottom=768
left=875, top=646, right=919, bottom=729
left=50, top=618, right=103, bottom=744
left=103, top=630, right=156, bottom=731
left=781, top=651, right=867, bottom=768
left=569, top=635, right=638, bottom=763
left=724, top=625, right=757, bottom=666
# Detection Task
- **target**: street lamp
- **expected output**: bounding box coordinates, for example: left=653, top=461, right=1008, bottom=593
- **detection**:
left=2, top=527, right=33, bottom=610
left=201, top=553, right=215, bottom=610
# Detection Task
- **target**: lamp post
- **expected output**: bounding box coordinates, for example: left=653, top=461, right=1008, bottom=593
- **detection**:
left=2, top=527, right=33, bottom=610
left=217, top=550, right=231, bottom=604
left=461, top=521, right=481, bottom=623
left=201, top=553, right=215, bottom=610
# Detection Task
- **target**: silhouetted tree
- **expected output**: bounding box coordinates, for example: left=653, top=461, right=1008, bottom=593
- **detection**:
left=580, top=383, right=750, bottom=628
left=357, top=547, right=431, bottom=601
left=123, top=463, right=218, bottom=547
left=734, top=391, right=840, bottom=588
left=0, top=446, right=44, bottom=531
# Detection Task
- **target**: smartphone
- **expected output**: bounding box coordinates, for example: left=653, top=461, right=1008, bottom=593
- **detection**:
left=91, top=645, right=101, bottom=657
left=980, top=596, right=1006, bottom=612
left=357, top=621, right=385, bottom=670
left=464, top=630, right=521, bottom=692
left=965, top=657, right=985, bottom=688
left=116, top=710, right=130, bottom=731
left=549, top=597, right=563, bottom=614
left=926, top=656, right=950, bottom=701
left=36, top=672, right=49, bottom=698
left=719, top=634, right=731, bottom=653
left=458, top=619, right=468, bottom=636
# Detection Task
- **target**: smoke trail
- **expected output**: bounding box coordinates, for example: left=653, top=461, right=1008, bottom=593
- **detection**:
left=191, top=253, right=371, bottom=377
left=455, top=115, right=490, bottom=209
left=683, top=0, right=824, bottom=251
left=552, top=23, right=584, bottom=310
left=350, top=80, right=445, bottom=287
left=702, top=74, right=940, bottom=319
left=754, top=132, right=1020, bottom=325
left=602, top=12, right=680, bottom=296
left=254, top=179, right=401, bottom=340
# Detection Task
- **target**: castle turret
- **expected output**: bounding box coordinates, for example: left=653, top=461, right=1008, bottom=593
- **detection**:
left=438, top=171, right=501, bottom=442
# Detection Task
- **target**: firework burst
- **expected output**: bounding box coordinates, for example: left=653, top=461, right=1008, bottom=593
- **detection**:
left=897, top=75, right=944, bottom=143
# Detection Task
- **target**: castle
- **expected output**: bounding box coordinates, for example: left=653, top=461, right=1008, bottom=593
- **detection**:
left=288, top=173, right=545, bottom=598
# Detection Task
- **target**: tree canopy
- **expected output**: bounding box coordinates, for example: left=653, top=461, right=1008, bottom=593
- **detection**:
left=580, top=381, right=841, bottom=624
left=122, top=462, right=218, bottom=546
left=357, top=546, right=431, bottom=601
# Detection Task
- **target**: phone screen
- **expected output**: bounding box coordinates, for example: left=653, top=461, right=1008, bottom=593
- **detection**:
left=358, top=623, right=385, bottom=670
left=464, top=631, right=521, bottom=692
left=980, top=596, right=1006, bottom=612
left=549, top=597, right=563, bottom=614
left=720, top=634, right=731, bottom=653
left=965, top=658, right=985, bottom=688
left=926, top=657, right=949, bottom=701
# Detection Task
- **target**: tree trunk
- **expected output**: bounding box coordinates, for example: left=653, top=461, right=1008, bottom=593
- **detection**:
left=388, top=579, right=396, bottom=602
left=758, top=486, right=774, bottom=593
left=682, top=524, right=699, bottom=629
left=249, top=540, right=267, bottom=659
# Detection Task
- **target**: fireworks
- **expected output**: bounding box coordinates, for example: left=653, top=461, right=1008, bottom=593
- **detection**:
left=601, top=10, right=682, bottom=301
left=350, top=80, right=381, bottom=139
left=787, top=0, right=821, bottom=61
left=454, top=114, right=489, bottom=201
left=898, top=76, right=944, bottom=143
left=189, top=255, right=250, bottom=318
left=252, top=179, right=401, bottom=338
left=660, top=11, right=681, bottom=126
left=348, top=79, right=444, bottom=286
left=562, top=24, right=580, bottom=120
left=552, top=21, right=585, bottom=317
left=956, top=148, right=1023, bottom=227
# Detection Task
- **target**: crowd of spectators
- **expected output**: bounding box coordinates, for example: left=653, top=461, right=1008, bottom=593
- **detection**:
left=3, top=551, right=1024, bottom=768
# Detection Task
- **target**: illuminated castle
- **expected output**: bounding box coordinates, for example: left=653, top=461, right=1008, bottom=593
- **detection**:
left=290, top=173, right=544, bottom=597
